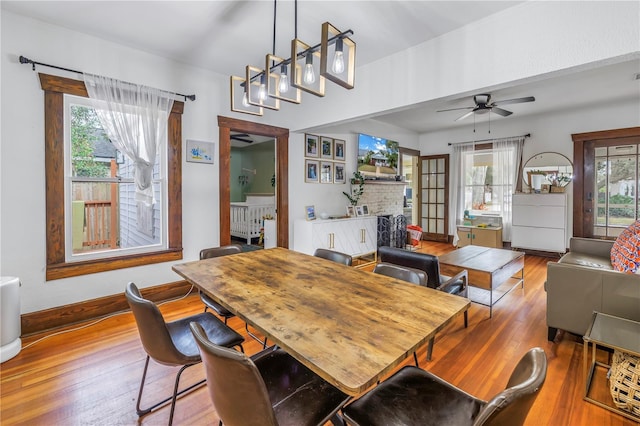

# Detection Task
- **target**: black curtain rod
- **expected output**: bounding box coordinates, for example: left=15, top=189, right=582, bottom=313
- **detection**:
left=448, top=133, right=530, bottom=146
left=19, top=55, right=196, bottom=102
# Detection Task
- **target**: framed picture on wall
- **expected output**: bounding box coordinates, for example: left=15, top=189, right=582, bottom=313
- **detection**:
left=320, top=161, right=333, bottom=183
left=334, top=163, right=346, bottom=184
left=305, top=134, right=319, bottom=157
left=320, top=137, right=333, bottom=159
left=333, top=139, right=345, bottom=161
left=305, top=159, right=319, bottom=183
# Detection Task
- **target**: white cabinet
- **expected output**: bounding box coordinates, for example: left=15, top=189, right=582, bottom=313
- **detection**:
left=512, top=193, right=567, bottom=253
left=294, top=216, right=377, bottom=258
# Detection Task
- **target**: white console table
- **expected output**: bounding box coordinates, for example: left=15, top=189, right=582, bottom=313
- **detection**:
left=511, top=193, right=567, bottom=253
left=294, top=216, right=377, bottom=267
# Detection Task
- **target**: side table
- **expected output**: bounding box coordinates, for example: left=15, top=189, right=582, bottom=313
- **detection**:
left=583, top=311, right=640, bottom=421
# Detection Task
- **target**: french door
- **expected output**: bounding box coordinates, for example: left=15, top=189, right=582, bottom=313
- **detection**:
left=572, top=127, right=640, bottom=238
left=419, top=154, right=449, bottom=242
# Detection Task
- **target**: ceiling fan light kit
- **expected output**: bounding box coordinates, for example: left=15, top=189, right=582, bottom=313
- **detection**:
left=230, top=0, right=355, bottom=116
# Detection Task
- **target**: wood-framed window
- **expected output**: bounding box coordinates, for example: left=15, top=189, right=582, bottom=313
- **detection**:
left=40, top=73, right=183, bottom=280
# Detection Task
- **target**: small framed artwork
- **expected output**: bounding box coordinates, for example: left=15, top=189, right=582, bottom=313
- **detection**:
left=305, top=159, right=319, bottom=183
left=333, top=139, right=345, bottom=161
left=305, top=205, right=316, bottom=221
left=305, top=134, right=319, bottom=158
left=334, top=163, right=346, bottom=184
left=186, top=139, right=214, bottom=164
left=320, top=137, right=333, bottom=159
left=355, top=206, right=364, bottom=216
left=320, top=161, right=333, bottom=183
left=346, top=205, right=356, bottom=217
left=361, top=205, right=370, bottom=216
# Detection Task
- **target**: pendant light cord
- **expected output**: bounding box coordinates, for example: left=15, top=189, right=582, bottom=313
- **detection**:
left=272, top=0, right=277, bottom=55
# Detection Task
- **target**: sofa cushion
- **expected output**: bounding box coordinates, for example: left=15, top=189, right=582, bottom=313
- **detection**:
left=610, top=220, right=640, bottom=274
left=558, top=252, right=613, bottom=270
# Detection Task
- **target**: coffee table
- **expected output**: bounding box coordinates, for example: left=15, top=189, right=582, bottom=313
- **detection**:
left=438, top=246, right=525, bottom=317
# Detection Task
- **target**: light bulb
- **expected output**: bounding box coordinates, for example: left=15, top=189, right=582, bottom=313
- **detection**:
left=278, top=65, right=289, bottom=93
left=258, top=75, right=267, bottom=101
left=242, top=91, right=250, bottom=107
left=332, top=38, right=345, bottom=74
left=303, top=53, right=315, bottom=84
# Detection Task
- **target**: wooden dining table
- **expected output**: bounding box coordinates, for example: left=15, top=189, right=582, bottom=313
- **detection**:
left=172, top=247, right=470, bottom=396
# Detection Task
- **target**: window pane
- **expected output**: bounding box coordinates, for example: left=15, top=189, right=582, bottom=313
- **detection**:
left=68, top=98, right=164, bottom=260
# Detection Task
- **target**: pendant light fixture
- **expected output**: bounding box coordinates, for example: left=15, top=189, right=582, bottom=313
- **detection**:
left=230, top=0, right=356, bottom=115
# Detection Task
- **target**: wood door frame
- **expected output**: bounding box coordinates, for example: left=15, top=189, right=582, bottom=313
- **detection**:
left=571, top=126, right=640, bottom=238
left=419, top=153, right=450, bottom=242
left=218, top=116, right=289, bottom=247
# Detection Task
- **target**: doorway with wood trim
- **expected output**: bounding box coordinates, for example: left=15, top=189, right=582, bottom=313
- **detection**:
left=217, top=116, right=289, bottom=247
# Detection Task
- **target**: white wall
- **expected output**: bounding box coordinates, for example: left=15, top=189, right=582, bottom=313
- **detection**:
left=281, top=1, right=640, bottom=133
left=418, top=98, right=640, bottom=241
left=1, top=1, right=638, bottom=314
left=0, top=11, right=235, bottom=312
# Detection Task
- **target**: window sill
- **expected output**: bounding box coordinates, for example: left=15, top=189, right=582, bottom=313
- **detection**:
left=46, top=248, right=183, bottom=281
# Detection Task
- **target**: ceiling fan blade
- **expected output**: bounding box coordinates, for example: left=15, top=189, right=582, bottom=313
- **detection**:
left=231, top=136, right=253, bottom=143
left=491, top=96, right=535, bottom=106
left=455, top=110, right=476, bottom=121
left=437, top=106, right=474, bottom=112
left=491, top=107, right=513, bottom=117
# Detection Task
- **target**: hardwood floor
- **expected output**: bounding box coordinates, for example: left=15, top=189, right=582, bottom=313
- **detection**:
left=1, top=241, right=636, bottom=425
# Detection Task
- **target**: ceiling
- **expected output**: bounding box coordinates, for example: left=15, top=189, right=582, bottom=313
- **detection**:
left=4, top=1, right=639, bottom=135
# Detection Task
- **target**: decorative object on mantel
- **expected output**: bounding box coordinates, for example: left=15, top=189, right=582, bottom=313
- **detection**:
left=230, top=0, right=355, bottom=116
left=343, top=171, right=365, bottom=206
left=305, top=205, right=316, bottom=221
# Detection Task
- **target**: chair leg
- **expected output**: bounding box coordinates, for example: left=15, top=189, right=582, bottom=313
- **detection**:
left=413, top=352, right=419, bottom=367
left=245, top=322, right=268, bottom=349
left=426, top=337, right=434, bottom=362
left=135, top=355, right=205, bottom=425
left=464, top=310, right=468, bottom=328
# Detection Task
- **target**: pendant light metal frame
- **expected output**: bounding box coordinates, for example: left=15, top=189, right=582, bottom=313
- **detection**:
left=230, top=75, right=263, bottom=116
left=290, top=38, right=325, bottom=97
left=320, top=22, right=356, bottom=89
left=246, top=65, right=280, bottom=110
left=266, top=54, right=302, bottom=104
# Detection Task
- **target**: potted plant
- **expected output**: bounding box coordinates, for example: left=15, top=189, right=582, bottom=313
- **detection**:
left=343, top=170, right=365, bottom=206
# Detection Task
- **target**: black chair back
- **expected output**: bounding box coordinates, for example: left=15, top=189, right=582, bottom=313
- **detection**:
left=200, top=244, right=242, bottom=260
left=373, top=262, right=428, bottom=286
left=190, top=322, right=280, bottom=426
left=379, top=246, right=440, bottom=288
left=314, top=248, right=353, bottom=266
left=475, top=347, right=548, bottom=425
left=125, top=282, right=192, bottom=366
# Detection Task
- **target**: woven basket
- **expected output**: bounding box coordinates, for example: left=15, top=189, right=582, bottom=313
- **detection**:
left=609, top=350, right=640, bottom=416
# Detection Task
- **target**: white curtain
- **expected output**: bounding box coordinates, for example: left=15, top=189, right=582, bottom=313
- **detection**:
left=83, top=73, right=174, bottom=206
left=449, top=136, right=525, bottom=246
left=492, top=137, right=525, bottom=241
left=449, top=142, right=475, bottom=246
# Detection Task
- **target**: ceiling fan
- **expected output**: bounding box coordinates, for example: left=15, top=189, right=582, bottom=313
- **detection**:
left=438, top=93, right=535, bottom=121
left=230, top=133, right=253, bottom=143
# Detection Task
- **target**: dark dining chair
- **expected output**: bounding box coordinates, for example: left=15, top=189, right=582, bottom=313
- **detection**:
left=379, top=245, right=469, bottom=329
left=125, top=282, right=244, bottom=426
left=198, top=245, right=242, bottom=321
left=373, top=262, right=432, bottom=365
left=199, top=244, right=267, bottom=348
left=373, top=262, right=427, bottom=286
left=314, top=248, right=353, bottom=266
left=342, top=347, right=547, bottom=426
left=190, top=322, right=350, bottom=426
